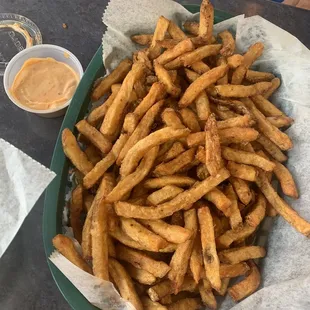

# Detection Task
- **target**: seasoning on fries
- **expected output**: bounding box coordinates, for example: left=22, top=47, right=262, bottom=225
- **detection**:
left=53, top=0, right=309, bottom=307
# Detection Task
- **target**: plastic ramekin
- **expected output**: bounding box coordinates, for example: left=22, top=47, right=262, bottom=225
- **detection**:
left=3, top=44, right=84, bottom=118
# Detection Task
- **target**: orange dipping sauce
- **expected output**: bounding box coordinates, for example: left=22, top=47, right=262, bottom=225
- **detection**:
left=10, top=57, right=79, bottom=110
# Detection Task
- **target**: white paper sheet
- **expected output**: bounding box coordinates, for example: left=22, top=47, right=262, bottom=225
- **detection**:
left=0, top=138, right=55, bottom=258
left=50, top=251, right=135, bottom=310
left=50, top=0, right=310, bottom=309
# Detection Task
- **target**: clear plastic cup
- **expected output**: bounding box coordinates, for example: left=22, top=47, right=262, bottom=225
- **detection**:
left=3, top=44, right=84, bottom=118
left=0, top=13, right=42, bottom=76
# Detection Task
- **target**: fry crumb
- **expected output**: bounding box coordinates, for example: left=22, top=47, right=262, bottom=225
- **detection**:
left=62, top=23, right=68, bottom=29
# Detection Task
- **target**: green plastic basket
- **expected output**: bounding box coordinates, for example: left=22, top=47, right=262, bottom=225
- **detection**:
left=43, top=4, right=233, bottom=309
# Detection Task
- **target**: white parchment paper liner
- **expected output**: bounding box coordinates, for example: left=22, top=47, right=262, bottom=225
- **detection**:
left=50, top=0, right=310, bottom=309
left=0, top=138, right=55, bottom=258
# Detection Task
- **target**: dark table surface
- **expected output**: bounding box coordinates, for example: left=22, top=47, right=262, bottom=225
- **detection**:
left=0, top=0, right=309, bottom=309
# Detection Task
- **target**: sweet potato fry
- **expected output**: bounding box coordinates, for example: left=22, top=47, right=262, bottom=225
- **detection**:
left=218, top=30, right=235, bottom=56
left=228, top=261, right=261, bottom=302
left=144, top=176, right=196, bottom=189
left=198, top=206, right=221, bottom=291
left=218, top=246, right=266, bottom=264
left=107, top=146, right=159, bottom=202
left=168, top=209, right=197, bottom=293
left=105, top=238, right=115, bottom=260
left=76, top=120, right=112, bottom=154
left=110, top=226, right=156, bottom=251
left=205, top=114, right=223, bottom=176
left=82, top=174, right=115, bottom=260
left=227, top=54, right=244, bottom=69
left=148, top=276, right=197, bottom=302
left=69, top=185, right=83, bottom=243
left=91, top=173, right=115, bottom=281
left=212, top=82, right=272, bottom=98
left=217, top=278, right=230, bottom=296
left=165, top=45, right=222, bottom=70
left=91, top=58, right=132, bottom=101
left=184, top=67, right=200, bottom=82
left=183, top=69, right=211, bottom=121
left=187, top=132, right=205, bottom=147
left=227, top=161, right=258, bottom=182
left=231, top=42, right=264, bottom=85
left=156, top=38, right=194, bottom=65
left=154, top=62, right=181, bottom=97
left=83, top=134, right=128, bottom=189
left=84, top=145, right=101, bottom=165
left=222, top=146, right=275, bottom=171
left=190, top=235, right=203, bottom=283
left=161, top=141, right=185, bottom=162
left=179, top=65, right=228, bottom=108
left=216, top=56, right=229, bottom=85
left=272, top=160, right=298, bottom=198
left=120, top=127, right=190, bottom=177
left=139, top=219, right=192, bottom=244
left=125, top=263, right=157, bottom=286
left=213, top=214, right=230, bottom=239
left=183, top=21, right=199, bottom=36
left=191, top=61, right=210, bottom=74
left=256, top=134, right=287, bottom=162
left=168, top=20, right=187, bottom=40
left=196, top=163, right=210, bottom=180
left=116, top=244, right=171, bottom=278
left=199, top=279, right=217, bottom=310
left=147, top=185, right=184, bottom=205
left=195, top=145, right=206, bottom=163
left=245, top=70, right=275, bottom=83
left=219, top=262, right=250, bottom=278
left=134, top=82, right=166, bottom=121
left=148, top=16, right=170, bottom=60
left=216, top=225, right=256, bottom=249
left=219, top=127, right=259, bottom=145
left=83, top=193, right=94, bottom=212
left=142, top=298, right=168, bottom=310
left=157, top=38, right=181, bottom=49
left=180, top=108, right=201, bottom=132
left=52, top=234, right=92, bottom=274
left=230, top=176, right=253, bottom=205
left=131, top=34, right=153, bottom=46
left=263, top=77, right=280, bottom=98
left=199, top=0, right=214, bottom=42
left=62, top=128, right=93, bottom=175
left=134, top=76, right=148, bottom=99
left=168, top=298, right=201, bottom=310
left=251, top=95, right=283, bottom=117
left=205, top=187, right=232, bottom=217
left=242, top=98, right=293, bottom=150
left=211, top=105, right=239, bottom=120
left=195, top=91, right=211, bottom=121
left=224, top=183, right=243, bottom=230
left=108, top=258, right=143, bottom=310
left=117, top=100, right=165, bottom=165
left=146, top=75, right=159, bottom=85
left=232, top=142, right=255, bottom=153
left=121, top=217, right=169, bottom=251
left=245, top=193, right=267, bottom=227
left=267, top=116, right=294, bottom=128
left=161, top=108, right=185, bottom=129
left=171, top=210, right=184, bottom=226
left=115, top=168, right=230, bottom=219
left=87, top=90, right=119, bottom=126
left=123, top=113, right=138, bottom=134
left=100, top=63, right=145, bottom=137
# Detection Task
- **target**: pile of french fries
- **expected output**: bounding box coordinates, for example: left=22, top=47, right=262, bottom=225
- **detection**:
left=52, top=1, right=310, bottom=309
